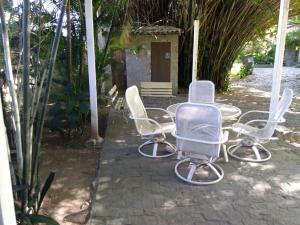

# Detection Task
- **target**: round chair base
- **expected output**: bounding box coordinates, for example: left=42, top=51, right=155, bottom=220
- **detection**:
left=227, top=142, right=271, bottom=162
left=85, top=137, right=104, bottom=149
left=138, top=140, right=176, bottom=158
left=175, top=158, right=224, bottom=185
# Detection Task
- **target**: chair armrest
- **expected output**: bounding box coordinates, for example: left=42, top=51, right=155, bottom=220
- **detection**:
left=238, top=110, right=286, bottom=125
left=172, top=130, right=228, bottom=144
left=129, top=115, right=166, bottom=137
left=237, top=110, right=270, bottom=123
left=245, top=119, right=268, bottom=126
left=145, top=107, right=174, bottom=122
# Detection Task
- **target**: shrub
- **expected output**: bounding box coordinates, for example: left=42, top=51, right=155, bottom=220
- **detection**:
left=238, top=64, right=253, bottom=79
left=48, top=82, right=90, bottom=138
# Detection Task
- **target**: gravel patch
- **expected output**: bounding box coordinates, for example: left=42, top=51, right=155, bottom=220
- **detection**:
left=232, top=67, right=300, bottom=96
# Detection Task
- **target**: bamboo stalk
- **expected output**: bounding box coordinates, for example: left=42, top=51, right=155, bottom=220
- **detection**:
left=128, top=0, right=300, bottom=90
left=30, top=0, right=43, bottom=121
left=0, top=92, right=17, bottom=225
left=30, top=70, right=46, bottom=126
left=31, top=0, right=67, bottom=194
left=66, top=0, right=72, bottom=82
left=0, top=0, right=23, bottom=179
left=21, top=0, right=31, bottom=211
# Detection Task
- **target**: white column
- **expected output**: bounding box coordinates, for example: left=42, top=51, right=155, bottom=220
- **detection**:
left=192, top=20, right=200, bottom=81
left=84, top=0, right=103, bottom=146
left=0, top=93, right=17, bottom=225
left=270, top=0, right=290, bottom=112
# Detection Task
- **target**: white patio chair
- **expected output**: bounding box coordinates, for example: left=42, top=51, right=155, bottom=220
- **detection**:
left=172, top=103, right=229, bottom=185
left=188, top=80, right=215, bottom=104
left=227, top=88, right=294, bottom=162
left=125, top=86, right=176, bottom=158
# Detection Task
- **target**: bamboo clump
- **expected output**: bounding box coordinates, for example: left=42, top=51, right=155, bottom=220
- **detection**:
left=0, top=0, right=67, bottom=223
left=128, top=0, right=300, bottom=91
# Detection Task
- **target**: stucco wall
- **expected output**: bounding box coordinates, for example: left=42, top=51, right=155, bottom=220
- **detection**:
left=126, top=34, right=179, bottom=94
left=284, top=47, right=298, bottom=66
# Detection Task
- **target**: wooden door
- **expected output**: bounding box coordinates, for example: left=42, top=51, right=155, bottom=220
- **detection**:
left=151, top=42, right=171, bottom=82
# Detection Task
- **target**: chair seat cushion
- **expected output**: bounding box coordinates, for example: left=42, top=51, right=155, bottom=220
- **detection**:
left=142, top=122, right=175, bottom=136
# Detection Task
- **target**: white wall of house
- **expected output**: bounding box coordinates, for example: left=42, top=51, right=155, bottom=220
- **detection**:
left=126, top=34, right=179, bottom=94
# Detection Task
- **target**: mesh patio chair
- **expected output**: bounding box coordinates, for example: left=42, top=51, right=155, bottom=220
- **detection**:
left=173, top=80, right=216, bottom=160
left=125, top=86, right=176, bottom=158
left=188, top=80, right=215, bottom=104
left=227, top=88, right=294, bottom=162
left=172, top=103, right=229, bottom=185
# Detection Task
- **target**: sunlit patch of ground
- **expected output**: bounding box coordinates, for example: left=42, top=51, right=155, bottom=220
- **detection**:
left=40, top=140, right=99, bottom=225
left=232, top=67, right=300, bottom=96
left=39, top=108, right=108, bottom=225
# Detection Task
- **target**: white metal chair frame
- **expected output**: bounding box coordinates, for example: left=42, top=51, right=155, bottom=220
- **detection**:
left=227, top=111, right=276, bottom=162
left=172, top=130, right=228, bottom=185
left=175, top=80, right=216, bottom=160
left=188, top=80, right=215, bottom=104
left=172, top=103, right=228, bottom=185
left=228, top=88, right=293, bottom=162
left=126, top=86, right=176, bottom=158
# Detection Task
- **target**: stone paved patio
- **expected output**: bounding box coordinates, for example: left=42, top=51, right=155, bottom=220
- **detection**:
left=90, top=86, right=300, bottom=225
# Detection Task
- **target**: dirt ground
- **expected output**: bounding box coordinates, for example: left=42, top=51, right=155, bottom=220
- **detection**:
left=40, top=107, right=108, bottom=225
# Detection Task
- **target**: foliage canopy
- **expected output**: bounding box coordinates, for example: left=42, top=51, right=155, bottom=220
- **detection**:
left=128, top=0, right=300, bottom=91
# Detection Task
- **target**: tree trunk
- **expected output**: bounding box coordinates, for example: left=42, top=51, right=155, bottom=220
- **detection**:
left=111, top=49, right=127, bottom=94
left=66, top=0, right=72, bottom=82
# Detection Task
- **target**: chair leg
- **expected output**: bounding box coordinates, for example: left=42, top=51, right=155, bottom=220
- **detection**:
left=227, top=140, right=271, bottom=162
left=138, top=139, right=176, bottom=158
left=174, top=158, right=224, bottom=185
left=187, top=164, right=197, bottom=181
left=252, top=145, right=261, bottom=161
left=222, top=144, right=229, bottom=162
left=207, top=163, right=223, bottom=179
left=152, top=142, right=158, bottom=157
left=177, top=150, right=183, bottom=160
left=122, top=109, right=129, bottom=123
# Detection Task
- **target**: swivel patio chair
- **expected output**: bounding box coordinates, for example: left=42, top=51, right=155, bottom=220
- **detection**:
left=188, top=80, right=215, bottom=104
left=125, top=86, right=176, bottom=158
left=172, top=103, right=228, bottom=185
left=227, top=88, right=294, bottom=162
left=174, top=80, right=216, bottom=160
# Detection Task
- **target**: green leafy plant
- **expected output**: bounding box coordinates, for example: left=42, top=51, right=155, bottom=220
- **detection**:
left=238, top=29, right=276, bottom=65
left=129, top=0, right=300, bottom=91
left=16, top=213, right=59, bottom=225
left=237, top=64, right=253, bottom=79
left=48, top=81, right=90, bottom=138
left=253, top=44, right=276, bottom=64
left=285, top=29, right=300, bottom=48
left=0, top=0, right=66, bottom=224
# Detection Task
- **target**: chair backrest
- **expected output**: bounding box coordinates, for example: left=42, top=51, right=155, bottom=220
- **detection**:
left=175, top=103, right=222, bottom=158
left=188, top=80, right=215, bottom=104
left=125, top=86, right=150, bottom=135
left=258, top=88, right=293, bottom=139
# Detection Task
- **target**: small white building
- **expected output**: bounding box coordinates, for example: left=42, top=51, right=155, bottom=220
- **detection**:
left=126, top=26, right=181, bottom=94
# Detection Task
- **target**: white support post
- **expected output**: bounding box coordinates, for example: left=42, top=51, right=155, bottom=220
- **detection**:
left=0, top=93, right=17, bottom=225
left=84, top=0, right=103, bottom=147
left=270, top=0, right=290, bottom=113
left=192, top=20, right=200, bottom=81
